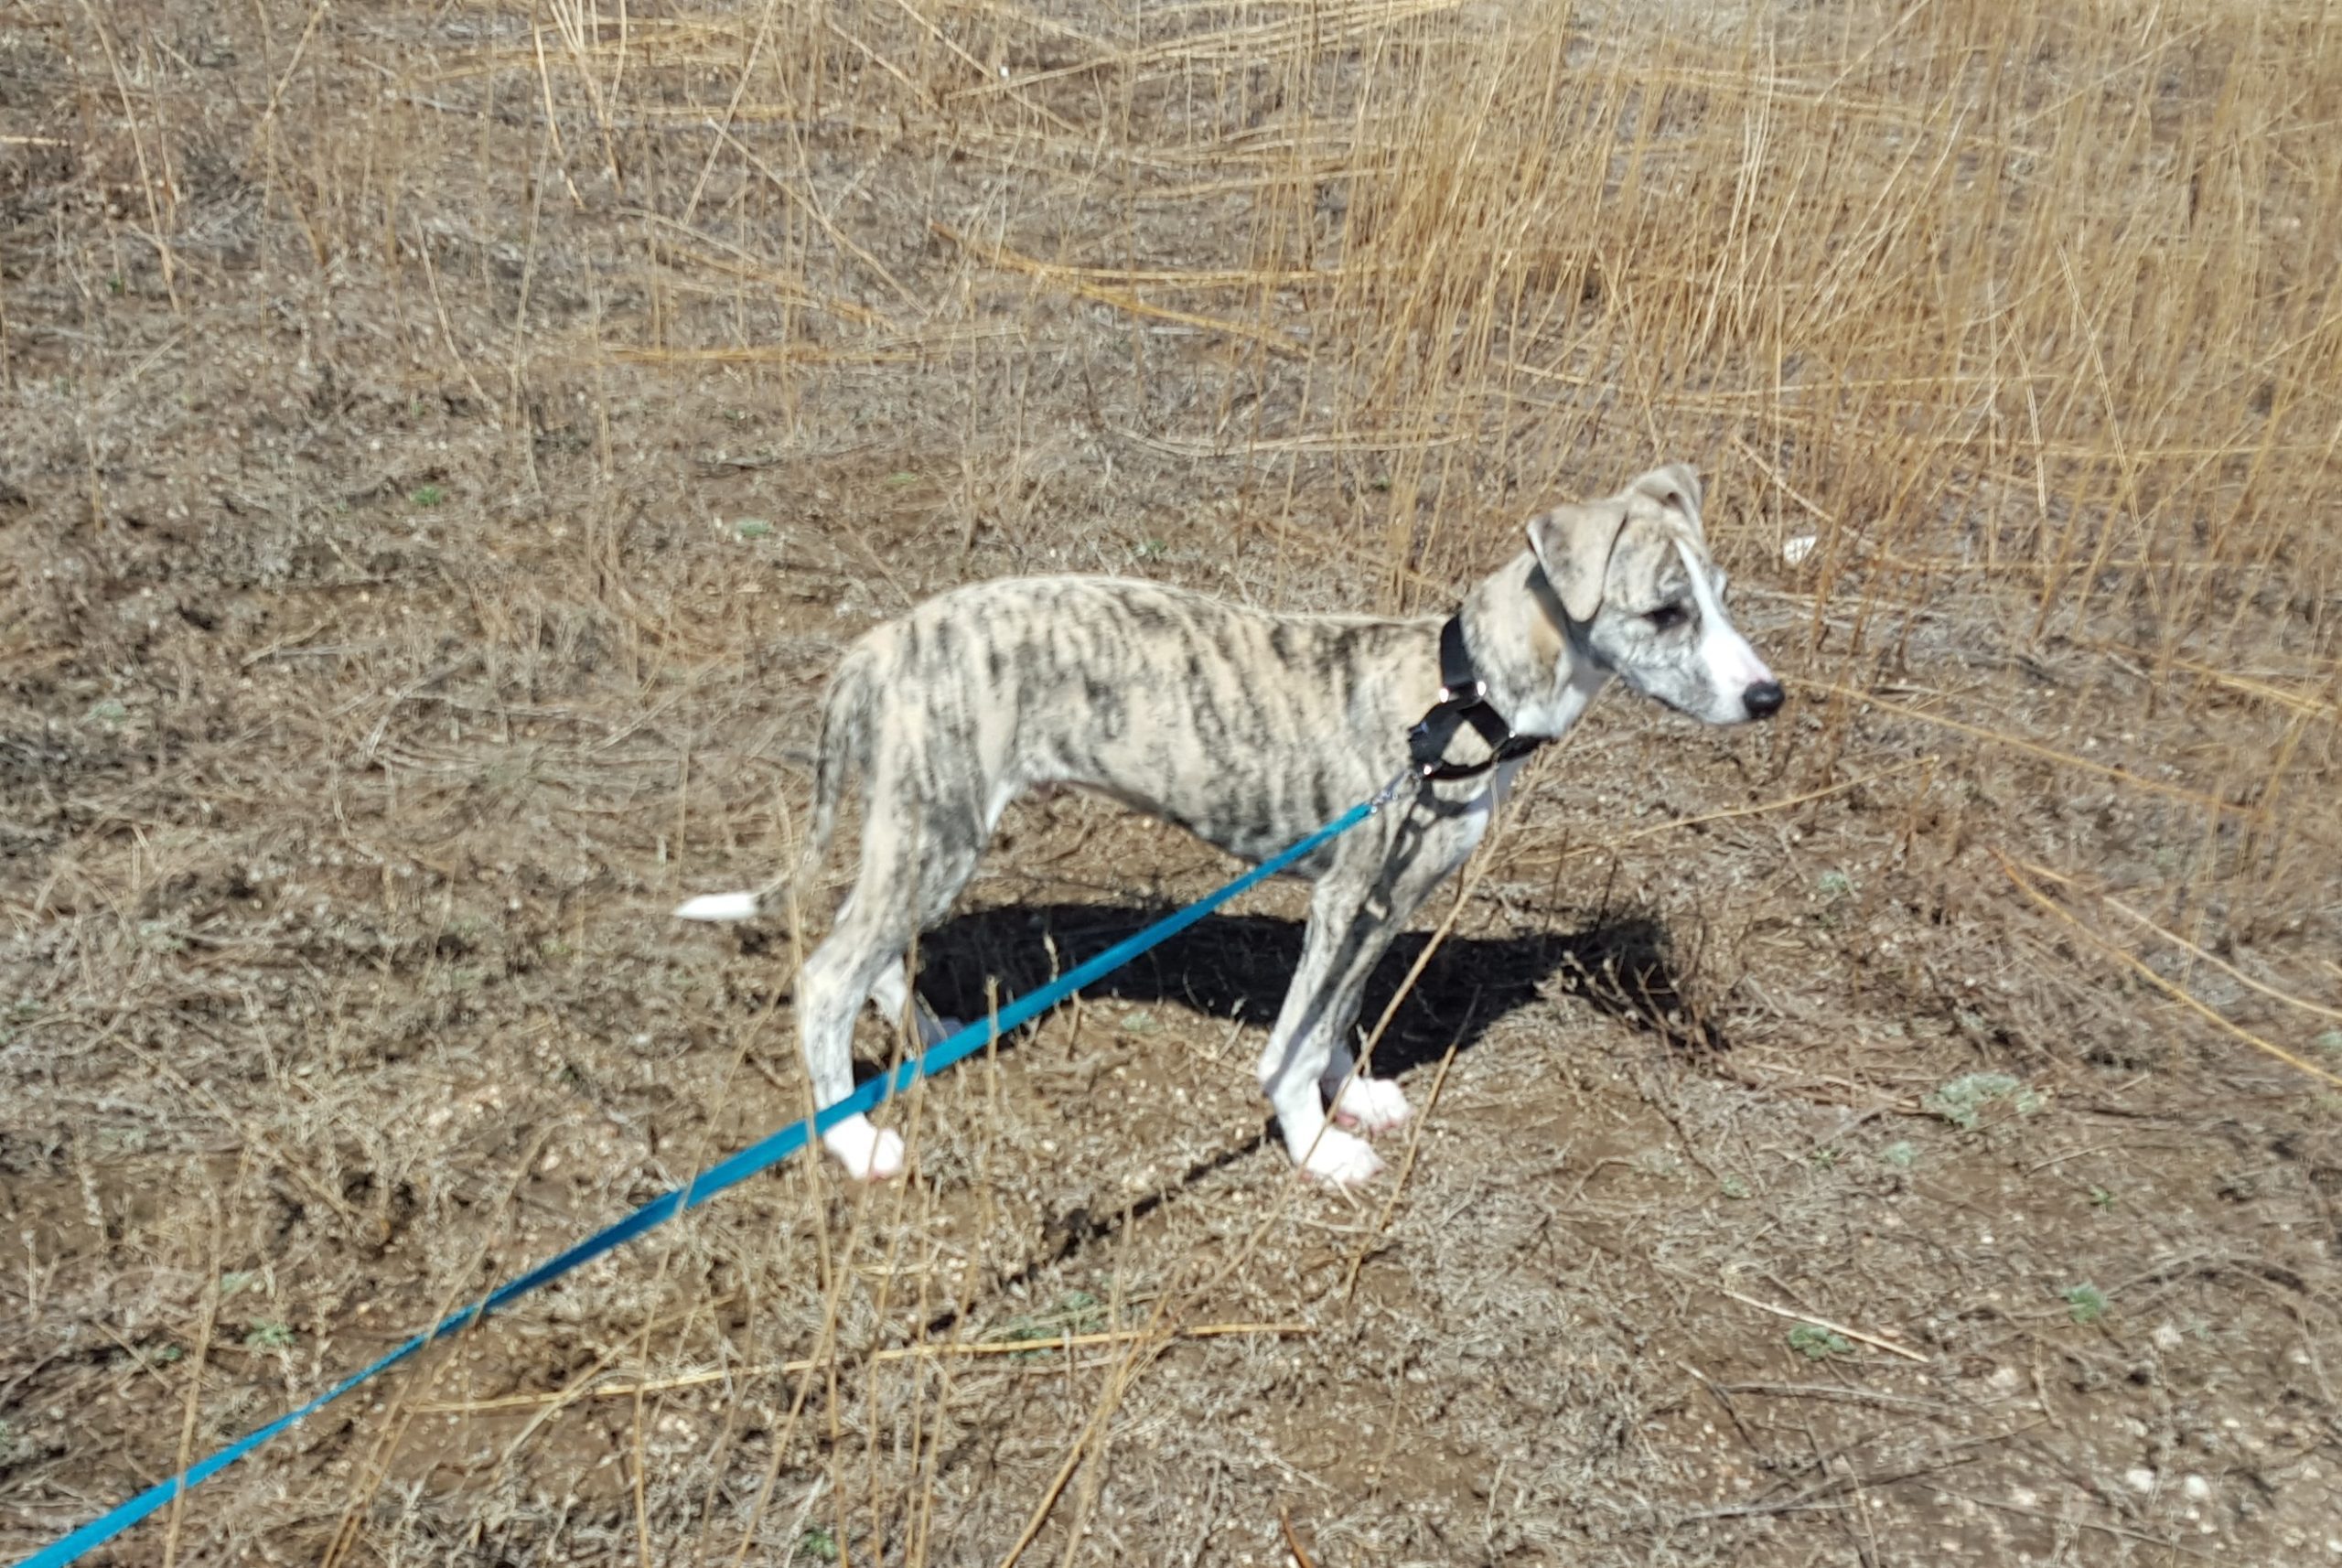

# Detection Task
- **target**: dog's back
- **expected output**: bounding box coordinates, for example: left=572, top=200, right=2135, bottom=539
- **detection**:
left=843, top=576, right=1435, bottom=865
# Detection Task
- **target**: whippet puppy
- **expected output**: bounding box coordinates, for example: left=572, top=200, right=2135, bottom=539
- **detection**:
left=680, top=463, right=1782, bottom=1187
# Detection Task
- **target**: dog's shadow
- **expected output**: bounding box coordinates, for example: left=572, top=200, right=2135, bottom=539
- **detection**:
left=896, top=901, right=1726, bottom=1073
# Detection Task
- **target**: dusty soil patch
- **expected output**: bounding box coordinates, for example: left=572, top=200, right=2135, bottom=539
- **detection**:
left=5, top=3, right=2339, bottom=1564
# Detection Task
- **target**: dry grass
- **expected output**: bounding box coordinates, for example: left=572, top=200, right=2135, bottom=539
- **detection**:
left=4, top=0, right=2340, bottom=1563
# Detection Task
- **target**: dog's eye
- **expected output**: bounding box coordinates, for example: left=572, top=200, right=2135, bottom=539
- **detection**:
left=1646, top=604, right=1691, bottom=632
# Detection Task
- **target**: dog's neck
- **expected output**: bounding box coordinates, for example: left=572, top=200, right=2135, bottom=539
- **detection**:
left=1456, top=551, right=1612, bottom=740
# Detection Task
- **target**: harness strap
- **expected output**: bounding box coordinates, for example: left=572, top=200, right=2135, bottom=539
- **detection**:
left=1406, top=616, right=1550, bottom=782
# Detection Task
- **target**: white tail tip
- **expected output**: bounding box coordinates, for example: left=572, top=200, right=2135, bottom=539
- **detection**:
left=675, top=892, right=760, bottom=922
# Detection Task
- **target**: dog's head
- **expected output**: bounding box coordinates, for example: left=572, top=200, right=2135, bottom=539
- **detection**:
left=1526, top=463, right=1784, bottom=725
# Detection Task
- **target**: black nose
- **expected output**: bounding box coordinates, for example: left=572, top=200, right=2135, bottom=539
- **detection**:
left=1744, top=680, right=1785, bottom=719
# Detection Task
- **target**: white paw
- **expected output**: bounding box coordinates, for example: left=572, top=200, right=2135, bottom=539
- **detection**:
left=1297, top=1127, right=1384, bottom=1189
left=1330, top=1077, right=1413, bottom=1134
left=822, top=1117, right=905, bottom=1182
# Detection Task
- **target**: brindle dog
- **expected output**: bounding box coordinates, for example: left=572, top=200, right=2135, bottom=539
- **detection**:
left=680, top=464, right=1782, bottom=1187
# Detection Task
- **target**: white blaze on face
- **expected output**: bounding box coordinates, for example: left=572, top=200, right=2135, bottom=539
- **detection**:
left=1673, top=539, right=1775, bottom=720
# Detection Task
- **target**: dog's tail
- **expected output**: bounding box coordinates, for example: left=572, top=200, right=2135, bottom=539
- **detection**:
left=673, top=644, right=880, bottom=924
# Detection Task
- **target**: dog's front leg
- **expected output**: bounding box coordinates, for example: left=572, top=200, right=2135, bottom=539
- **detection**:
left=1257, top=859, right=1415, bottom=1188
left=1319, top=1039, right=1413, bottom=1135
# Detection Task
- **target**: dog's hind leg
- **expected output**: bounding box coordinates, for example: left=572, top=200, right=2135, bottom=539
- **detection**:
left=798, top=754, right=990, bottom=1181
left=859, top=780, right=1015, bottom=1048
left=797, top=908, right=911, bottom=1180
left=867, top=961, right=962, bottom=1047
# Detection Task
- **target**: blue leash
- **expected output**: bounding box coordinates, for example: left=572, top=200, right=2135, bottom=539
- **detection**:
left=19, top=785, right=1397, bottom=1568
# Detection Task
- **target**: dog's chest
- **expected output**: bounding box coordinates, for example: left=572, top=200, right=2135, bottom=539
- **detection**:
left=1452, top=753, right=1527, bottom=842
left=1424, top=757, right=1524, bottom=873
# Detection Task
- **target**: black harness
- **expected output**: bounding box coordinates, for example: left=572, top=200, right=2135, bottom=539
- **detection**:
left=1405, top=616, right=1552, bottom=782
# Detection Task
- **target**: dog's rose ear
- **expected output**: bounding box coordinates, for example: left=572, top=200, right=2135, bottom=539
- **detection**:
left=1527, top=499, right=1629, bottom=622
left=1633, top=462, right=1703, bottom=518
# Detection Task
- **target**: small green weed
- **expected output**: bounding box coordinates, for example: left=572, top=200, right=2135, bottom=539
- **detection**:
left=736, top=518, right=772, bottom=539
left=796, top=1525, right=839, bottom=1563
left=1813, top=869, right=1856, bottom=928
left=2063, top=1283, right=2107, bottom=1325
left=2089, top=1186, right=2116, bottom=1209
left=220, top=1271, right=259, bottom=1298
left=1809, top=1145, right=1842, bottom=1172
left=137, top=919, right=187, bottom=954
left=1879, top=1141, right=1918, bottom=1169
left=1788, top=1323, right=1853, bottom=1360
left=1926, top=1072, right=2041, bottom=1131
left=1000, top=1290, right=1110, bottom=1359
left=410, top=484, right=446, bottom=508
left=2315, top=1029, right=2342, bottom=1057
left=1631, top=1149, right=1682, bottom=1178
left=1719, top=1175, right=1750, bottom=1199
left=244, top=1321, right=295, bottom=1350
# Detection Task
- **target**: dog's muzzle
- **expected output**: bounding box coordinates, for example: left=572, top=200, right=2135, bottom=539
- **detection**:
left=1744, top=680, right=1786, bottom=719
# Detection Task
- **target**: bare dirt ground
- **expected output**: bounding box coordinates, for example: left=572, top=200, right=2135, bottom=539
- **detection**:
left=5, top=2, right=2341, bottom=1564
